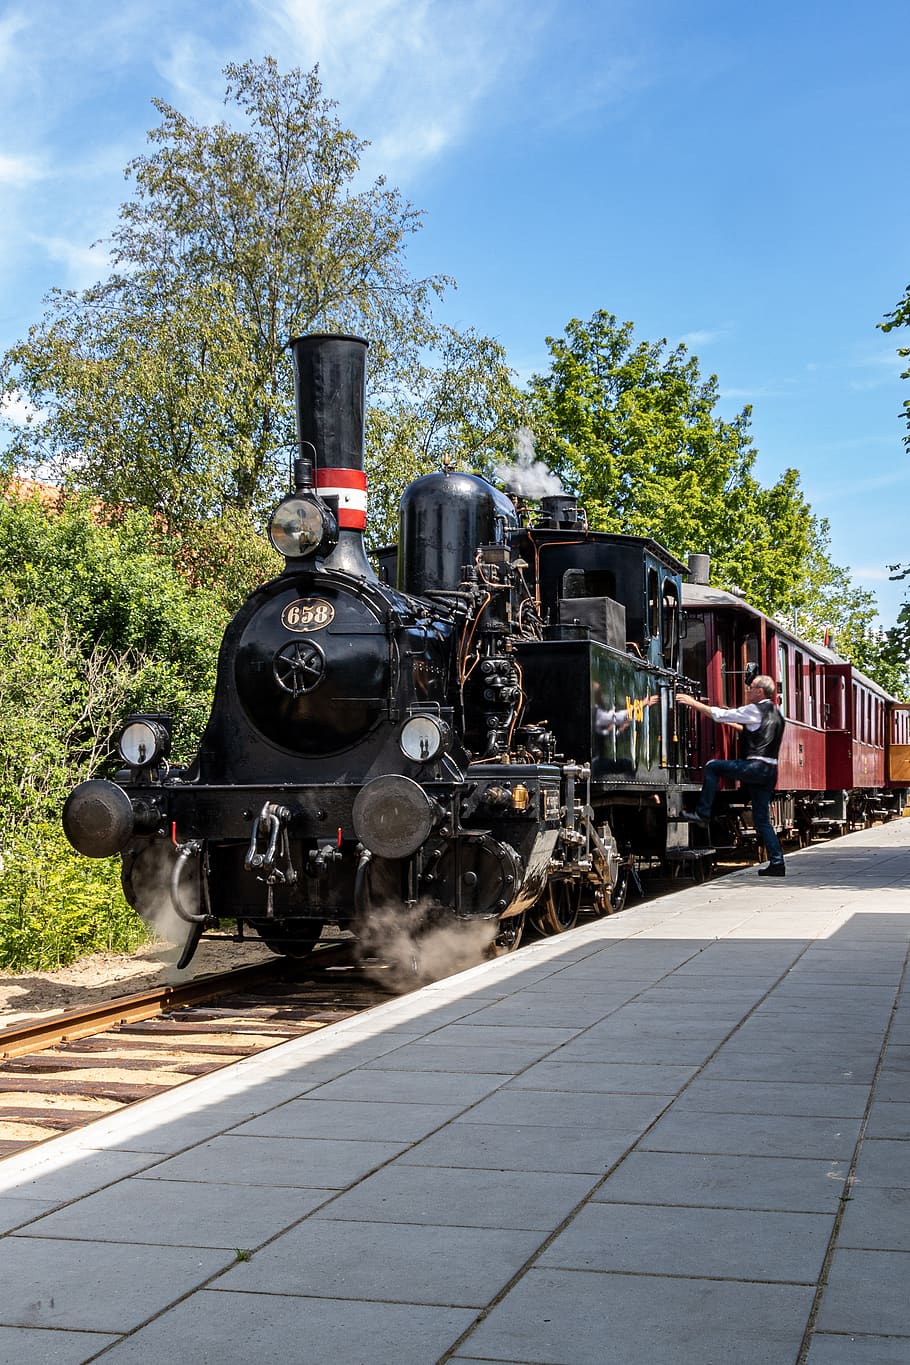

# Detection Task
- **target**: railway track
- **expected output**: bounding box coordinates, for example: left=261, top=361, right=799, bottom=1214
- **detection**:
left=0, top=942, right=393, bottom=1160
left=0, top=849, right=781, bottom=1161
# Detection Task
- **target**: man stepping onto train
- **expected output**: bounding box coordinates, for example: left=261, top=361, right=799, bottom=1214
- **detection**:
left=676, top=673, right=787, bottom=877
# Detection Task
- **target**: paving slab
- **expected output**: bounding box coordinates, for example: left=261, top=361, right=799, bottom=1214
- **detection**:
left=0, top=1325, right=118, bottom=1365
left=1, top=817, right=908, bottom=1364
left=538, top=1200, right=831, bottom=1282
left=93, top=1291, right=476, bottom=1365
left=816, top=1249, right=910, bottom=1336
left=17, top=1176, right=330, bottom=1247
left=0, top=1235, right=232, bottom=1332
left=805, top=1334, right=910, bottom=1363
left=592, top=1148, right=848, bottom=1212
left=456, top=1266, right=815, bottom=1365
left=640, top=1107, right=863, bottom=1160
left=135, top=1132, right=409, bottom=1188
left=394, top=1118, right=637, bottom=1174
left=216, top=1217, right=546, bottom=1305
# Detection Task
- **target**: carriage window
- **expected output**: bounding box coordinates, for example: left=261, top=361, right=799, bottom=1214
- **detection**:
left=719, top=620, right=735, bottom=705
left=777, top=641, right=789, bottom=715
left=682, top=613, right=706, bottom=685
left=808, top=661, right=817, bottom=727
left=647, top=567, right=660, bottom=638
left=743, top=633, right=760, bottom=679
left=661, top=578, right=679, bottom=668
left=794, top=651, right=806, bottom=722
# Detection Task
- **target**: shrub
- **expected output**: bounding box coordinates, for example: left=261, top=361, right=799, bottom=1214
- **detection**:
left=0, top=489, right=258, bottom=970
left=0, top=823, right=148, bottom=972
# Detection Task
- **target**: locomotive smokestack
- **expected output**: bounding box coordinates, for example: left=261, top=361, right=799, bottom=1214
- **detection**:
left=687, top=552, right=711, bottom=585
left=289, top=333, right=375, bottom=578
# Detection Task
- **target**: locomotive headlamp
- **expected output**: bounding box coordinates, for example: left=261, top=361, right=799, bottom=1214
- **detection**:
left=352, top=775, right=438, bottom=858
left=399, top=714, right=449, bottom=763
left=268, top=494, right=337, bottom=559
left=118, top=716, right=171, bottom=769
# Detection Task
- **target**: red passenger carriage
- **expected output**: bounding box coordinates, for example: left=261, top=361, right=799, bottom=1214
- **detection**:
left=681, top=566, right=908, bottom=854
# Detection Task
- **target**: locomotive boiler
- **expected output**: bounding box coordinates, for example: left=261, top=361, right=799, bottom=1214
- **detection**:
left=62, top=333, right=697, bottom=968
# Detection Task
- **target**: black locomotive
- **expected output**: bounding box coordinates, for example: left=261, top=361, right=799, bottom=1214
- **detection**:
left=62, top=333, right=698, bottom=967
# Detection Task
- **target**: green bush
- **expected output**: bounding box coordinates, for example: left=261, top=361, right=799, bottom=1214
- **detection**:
left=0, top=823, right=148, bottom=972
left=0, top=489, right=266, bottom=971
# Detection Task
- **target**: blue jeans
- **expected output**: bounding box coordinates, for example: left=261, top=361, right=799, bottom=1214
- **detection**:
left=696, top=759, right=784, bottom=865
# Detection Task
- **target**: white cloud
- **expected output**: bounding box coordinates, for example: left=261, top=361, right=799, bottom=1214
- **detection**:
left=31, top=233, right=108, bottom=287
left=0, top=152, right=44, bottom=186
left=679, top=330, right=719, bottom=347
left=0, top=390, right=48, bottom=428
left=0, top=8, right=28, bottom=70
left=720, top=383, right=792, bottom=400
left=851, top=565, right=895, bottom=583
left=806, top=346, right=906, bottom=391
left=257, top=0, right=549, bottom=177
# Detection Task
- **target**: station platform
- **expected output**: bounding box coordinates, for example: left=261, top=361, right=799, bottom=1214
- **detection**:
left=1, top=821, right=909, bottom=1365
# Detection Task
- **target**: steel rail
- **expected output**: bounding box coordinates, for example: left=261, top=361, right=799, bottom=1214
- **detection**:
left=0, top=959, right=296, bottom=1061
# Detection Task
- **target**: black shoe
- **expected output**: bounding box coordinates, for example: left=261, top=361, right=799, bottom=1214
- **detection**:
left=757, top=863, right=786, bottom=877
left=680, top=812, right=709, bottom=827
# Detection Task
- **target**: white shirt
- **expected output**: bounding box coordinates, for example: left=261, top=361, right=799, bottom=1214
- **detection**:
left=709, top=702, right=778, bottom=764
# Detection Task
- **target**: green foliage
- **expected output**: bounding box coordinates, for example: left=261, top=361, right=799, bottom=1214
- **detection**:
left=879, top=283, right=910, bottom=451
left=165, top=508, right=278, bottom=608
left=0, top=59, right=450, bottom=527
left=0, top=490, right=228, bottom=773
left=878, top=596, right=910, bottom=698
left=527, top=311, right=822, bottom=617
left=0, top=823, right=147, bottom=971
left=0, top=595, right=83, bottom=823
left=365, top=327, right=528, bottom=546
left=0, top=490, right=232, bottom=969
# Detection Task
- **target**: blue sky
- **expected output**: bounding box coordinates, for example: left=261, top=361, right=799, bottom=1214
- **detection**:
left=1, top=0, right=908, bottom=625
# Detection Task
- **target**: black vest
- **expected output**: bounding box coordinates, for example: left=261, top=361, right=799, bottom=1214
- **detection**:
left=745, top=699, right=785, bottom=760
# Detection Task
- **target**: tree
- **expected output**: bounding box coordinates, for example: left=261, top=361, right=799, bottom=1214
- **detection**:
left=366, top=326, right=528, bottom=547
left=0, top=487, right=228, bottom=785
left=527, top=311, right=824, bottom=617
left=0, top=487, right=236, bottom=970
left=0, top=59, right=453, bottom=527
left=879, top=283, right=910, bottom=451
left=878, top=287, right=910, bottom=666
left=524, top=310, right=908, bottom=690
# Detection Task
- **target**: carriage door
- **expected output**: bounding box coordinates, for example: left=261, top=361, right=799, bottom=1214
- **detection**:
left=888, top=705, right=910, bottom=791
left=824, top=665, right=851, bottom=791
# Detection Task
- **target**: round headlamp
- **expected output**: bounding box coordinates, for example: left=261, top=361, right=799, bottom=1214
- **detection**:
left=399, top=714, right=448, bottom=763
left=268, top=494, right=337, bottom=559
left=118, top=717, right=170, bottom=769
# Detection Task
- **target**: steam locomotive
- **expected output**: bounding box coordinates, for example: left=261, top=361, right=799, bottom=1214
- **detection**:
left=62, top=333, right=698, bottom=967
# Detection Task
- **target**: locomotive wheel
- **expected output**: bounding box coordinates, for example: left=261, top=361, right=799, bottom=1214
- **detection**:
left=489, top=912, right=525, bottom=956
left=248, top=918, right=325, bottom=959
left=594, top=865, right=630, bottom=916
left=531, top=878, right=581, bottom=935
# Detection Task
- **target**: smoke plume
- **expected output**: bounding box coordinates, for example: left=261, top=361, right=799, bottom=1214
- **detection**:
left=355, top=901, right=496, bottom=994
left=494, top=426, right=564, bottom=499
left=124, top=841, right=202, bottom=981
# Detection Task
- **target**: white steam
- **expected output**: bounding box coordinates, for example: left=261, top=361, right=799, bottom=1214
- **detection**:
left=125, top=841, right=203, bottom=981
left=494, top=426, right=564, bottom=499
left=355, top=901, right=496, bottom=994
